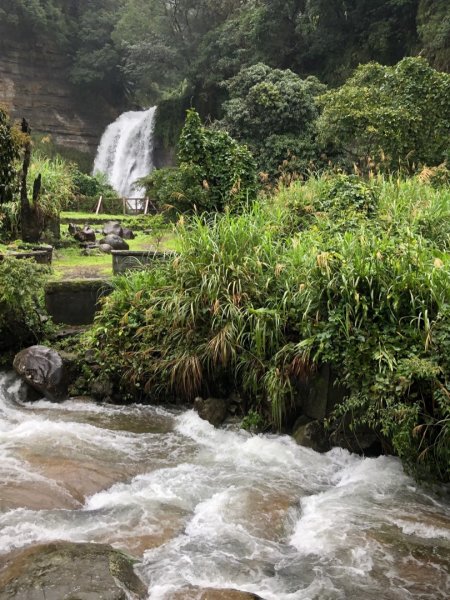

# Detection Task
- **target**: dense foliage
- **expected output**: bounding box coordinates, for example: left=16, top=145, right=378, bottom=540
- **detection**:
left=219, top=64, right=326, bottom=177
left=87, top=173, right=450, bottom=481
left=0, top=257, right=50, bottom=351
left=144, top=109, right=257, bottom=213
left=0, top=107, right=21, bottom=204
left=4, top=1, right=449, bottom=106
left=319, top=57, right=450, bottom=171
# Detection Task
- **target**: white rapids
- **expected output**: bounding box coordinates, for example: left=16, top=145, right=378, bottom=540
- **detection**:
left=0, top=371, right=449, bottom=599
left=93, top=106, right=157, bottom=198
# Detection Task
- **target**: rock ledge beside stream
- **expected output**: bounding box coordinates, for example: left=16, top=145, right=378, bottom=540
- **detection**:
left=0, top=542, right=147, bottom=600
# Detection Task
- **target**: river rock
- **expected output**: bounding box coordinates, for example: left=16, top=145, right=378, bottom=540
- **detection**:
left=13, top=345, right=69, bottom=401
left=89, top=373, right=114, bottom=400
left=100, top=233, right=130, bottom=250
left=330, top=425, right=382, bottom=456
left=194, top=396, right=228, bottom=427
left=103, top=221, right=124, bottom=237
left=292, top=416, right=330, bottom=453
left=0, top=542, right=147, bottom=600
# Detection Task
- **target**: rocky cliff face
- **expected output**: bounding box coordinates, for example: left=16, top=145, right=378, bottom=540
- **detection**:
left=0, top=26, right=121, bottom=159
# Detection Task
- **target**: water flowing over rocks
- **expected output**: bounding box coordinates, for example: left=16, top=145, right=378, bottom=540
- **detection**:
left=0, top=372, right=449, bottom=599
left=0, top=542, right=147, bottom=600
left=171, top=589, right=263, bottom=599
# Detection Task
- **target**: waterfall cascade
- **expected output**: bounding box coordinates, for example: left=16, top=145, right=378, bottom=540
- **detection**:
left=93, top=107, right=157, bottom=198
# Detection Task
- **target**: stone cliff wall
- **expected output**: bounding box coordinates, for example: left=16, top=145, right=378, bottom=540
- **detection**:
left=0, top=26, right=121, bottom=159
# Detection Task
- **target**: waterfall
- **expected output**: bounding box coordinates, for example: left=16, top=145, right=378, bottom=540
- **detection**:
left=93, top=107, right=157, bottom=198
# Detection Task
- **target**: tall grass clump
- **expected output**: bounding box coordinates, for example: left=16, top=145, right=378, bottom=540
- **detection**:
left=28, top=153, right=75, bottom=217
left=87, top=173, right=450, bottom=481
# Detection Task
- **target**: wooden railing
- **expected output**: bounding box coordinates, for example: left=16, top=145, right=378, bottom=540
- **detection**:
left=94, top=195, right=157, bottom=215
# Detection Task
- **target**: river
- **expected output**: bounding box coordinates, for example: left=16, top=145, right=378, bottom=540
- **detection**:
left=0, top=371, right=449, bottom=599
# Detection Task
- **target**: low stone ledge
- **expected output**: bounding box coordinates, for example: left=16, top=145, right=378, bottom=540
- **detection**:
left=45, top=279, right=112, bottom=325
left=0, top=245, right=53, bottom=265
left=112, top=249, right=176, bottom=275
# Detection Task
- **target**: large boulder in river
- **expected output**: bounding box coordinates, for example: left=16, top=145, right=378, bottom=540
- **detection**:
left=103, top=220, right=124, bottom=237
left=194, top=396, right=228, bottom=427
left=100, top=233, right=130, bottom=250
left=292, top=416, right=330, bottom=453
left=0, top=542, right=147, bottom=600
left=13, top=345, right=69, bottom=401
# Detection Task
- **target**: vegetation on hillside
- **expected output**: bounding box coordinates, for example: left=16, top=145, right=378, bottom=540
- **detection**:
left=3, top=1, right=449, bottom=105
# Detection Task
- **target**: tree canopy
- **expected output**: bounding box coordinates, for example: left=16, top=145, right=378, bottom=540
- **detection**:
left=318, top=57, right=450, bottom=171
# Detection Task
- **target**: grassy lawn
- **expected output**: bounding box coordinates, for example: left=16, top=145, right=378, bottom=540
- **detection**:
left=61, top=211, right=132, bottom=222
left=1, top=223, right=179, bottom=281
left=52, top=230, right=178, bottom=280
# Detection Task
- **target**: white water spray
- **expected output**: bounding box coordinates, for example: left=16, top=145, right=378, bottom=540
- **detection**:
left=93, top=107, right=157, bottom=198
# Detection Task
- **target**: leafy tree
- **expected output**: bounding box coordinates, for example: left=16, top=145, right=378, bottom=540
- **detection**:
left=294, top=0, right=420, bottom=83
left=70, top=0, right=124, bottom=92
left=146, top=109, right=257, bottom=213
left=113, top=0, right=247, bottom=101
left=219, top=63, right=326, bottom=177
left=318, top=57, right=450, bottom=171
left=0, top=0, right=72, bottom=44
left=0, top=107, right=20, bottom=204
left=417, top=0, right=450, bottom=72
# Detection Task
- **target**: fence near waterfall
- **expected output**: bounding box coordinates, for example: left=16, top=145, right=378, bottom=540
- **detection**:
left=94, top=195, right=158, bottom=215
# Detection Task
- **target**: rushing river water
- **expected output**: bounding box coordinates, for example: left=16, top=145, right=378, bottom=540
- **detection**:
left=0, top=371, right=449, bottom=599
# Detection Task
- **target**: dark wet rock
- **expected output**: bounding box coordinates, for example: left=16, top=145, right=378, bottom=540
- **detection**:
left=99, top=243, right=113, bottom=253
left=13, top=345, right=70, bottom=401
left=292, top=416, right=330, bottom=453
left=100, top=234, right=129, bottom=251
left=89, top=373, right=114, bottom=400
left=330, top=426, right=382, bottom=456
left=194, top=396, right=228, bottom=427
left=68, top=222, right=78, bottom=236
left=103, top=221, right=124, bottom=237
left=122, top=227, right=135, bottom=240
left=0, top=542, right=147, bottom=600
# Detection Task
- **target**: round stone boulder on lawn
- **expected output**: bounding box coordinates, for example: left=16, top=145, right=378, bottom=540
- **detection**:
left=100, top=234, right=129, bottom=251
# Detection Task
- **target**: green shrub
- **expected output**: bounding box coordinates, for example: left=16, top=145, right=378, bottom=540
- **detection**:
left=68, top=170, right=122, bottom=213
left=0, top=257, right=50, bottom=351
left=27, top=153, right=75, bottom=217
left=318, top=57, right=450, bottom=172
left=145, top=109, right=258, bottom=214
left=0, top=201, right=20, bottom=240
